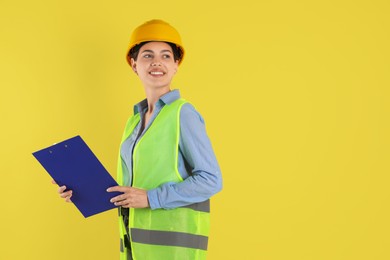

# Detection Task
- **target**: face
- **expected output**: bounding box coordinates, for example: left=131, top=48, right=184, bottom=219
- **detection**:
left=130, top=41, right=179, bottom=90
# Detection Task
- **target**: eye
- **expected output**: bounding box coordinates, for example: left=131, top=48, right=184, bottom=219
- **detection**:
left=163, top=54, right=171, bottom=59
left=143, top=54, right=152, bottom=58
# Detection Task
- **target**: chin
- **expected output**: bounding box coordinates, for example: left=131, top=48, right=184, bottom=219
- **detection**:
left=148, top=81, right=171, bottom=89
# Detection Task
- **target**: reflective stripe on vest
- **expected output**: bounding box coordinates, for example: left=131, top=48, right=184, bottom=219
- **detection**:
left=117, top=98, right=210, bottom=260
left=131, top=228, right=208, bottom=250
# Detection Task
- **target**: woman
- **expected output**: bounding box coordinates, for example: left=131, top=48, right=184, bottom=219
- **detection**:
left=55, top=19, right=222, bottom=260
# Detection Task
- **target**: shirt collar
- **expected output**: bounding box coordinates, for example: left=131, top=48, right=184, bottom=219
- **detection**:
left=133, top=89, right=181, bottom=114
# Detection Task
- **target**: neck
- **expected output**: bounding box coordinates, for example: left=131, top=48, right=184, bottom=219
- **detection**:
left=143, top=86, right=171, bottom=114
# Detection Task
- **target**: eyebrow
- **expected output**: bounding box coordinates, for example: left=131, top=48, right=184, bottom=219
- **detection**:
left=141, top=49, right=173, bottom=54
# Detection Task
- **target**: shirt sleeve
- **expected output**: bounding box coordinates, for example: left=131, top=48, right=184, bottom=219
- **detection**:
left=147, top=103, right=223, bottom=209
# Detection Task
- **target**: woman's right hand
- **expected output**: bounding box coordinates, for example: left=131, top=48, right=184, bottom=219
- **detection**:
left=51, top=180, right=73, bottom=202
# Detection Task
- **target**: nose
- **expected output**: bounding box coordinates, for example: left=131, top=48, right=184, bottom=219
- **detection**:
left=151, top=56, right=162, bottom=67
left=151, top=61, right=161, bottom=67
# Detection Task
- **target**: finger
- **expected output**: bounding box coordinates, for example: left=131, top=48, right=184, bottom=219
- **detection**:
left=110, top=194, right=127, bottom=203
left=107, top=186, right=129, bottom=193
left=60, top=190, right=73, bottom=198
left=114, top=199, right=129, bottom=207
left=58, top=185, right=67, bottom=194
left=51, top=180, right=57, bottom=185
left=65, top=195, right=72, bottom=203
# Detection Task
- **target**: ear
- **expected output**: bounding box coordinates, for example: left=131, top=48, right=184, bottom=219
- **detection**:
left=173, top=60, right=179, bottom=74
left=130, top=58, right=138, bottom=74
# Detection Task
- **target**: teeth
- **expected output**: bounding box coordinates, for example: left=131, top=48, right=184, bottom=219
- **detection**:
left=150, top=71, right=164, bottom=75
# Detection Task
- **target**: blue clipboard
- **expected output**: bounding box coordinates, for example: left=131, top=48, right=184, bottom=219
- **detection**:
left=32, top=135, right=122, bottom=218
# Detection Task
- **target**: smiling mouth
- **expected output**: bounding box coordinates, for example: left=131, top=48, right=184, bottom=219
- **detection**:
left=149, top=71, right=165, bottom=76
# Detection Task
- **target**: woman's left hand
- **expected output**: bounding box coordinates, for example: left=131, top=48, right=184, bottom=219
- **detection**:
left=107, top=186, right=149, bottom=208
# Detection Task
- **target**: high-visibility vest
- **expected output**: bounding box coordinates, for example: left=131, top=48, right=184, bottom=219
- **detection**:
left=117, top=98, right=210, bottom=260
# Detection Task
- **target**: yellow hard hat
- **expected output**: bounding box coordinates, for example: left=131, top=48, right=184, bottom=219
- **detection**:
left=126, top=19, right=185, bottom=66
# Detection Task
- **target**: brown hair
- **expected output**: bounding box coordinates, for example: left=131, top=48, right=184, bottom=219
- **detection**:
left=128, top=41, right=183, bottom=63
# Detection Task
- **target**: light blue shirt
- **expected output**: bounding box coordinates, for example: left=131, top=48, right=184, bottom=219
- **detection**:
left=120, top=90, right=222, bottom=209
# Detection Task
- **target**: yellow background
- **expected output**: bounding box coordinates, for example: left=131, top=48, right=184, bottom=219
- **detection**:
left=1, top=0, right=389, bottom=259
